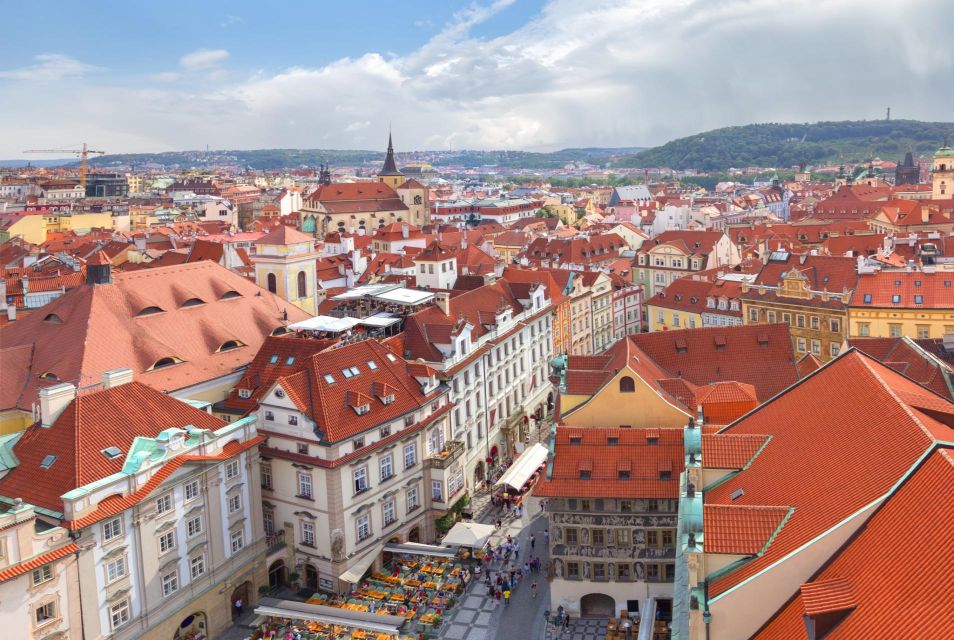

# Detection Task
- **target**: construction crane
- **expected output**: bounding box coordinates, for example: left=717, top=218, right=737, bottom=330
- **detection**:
left=23, top=143, right=105, bottom=191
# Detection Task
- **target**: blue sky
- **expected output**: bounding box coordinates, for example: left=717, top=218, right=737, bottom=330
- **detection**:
left=1, top=0, right=951, bottom=157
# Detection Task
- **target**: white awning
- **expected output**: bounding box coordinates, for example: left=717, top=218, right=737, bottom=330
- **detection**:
left=287, top=315, right=360, bottom=333
left=357, top=313, right=402, bottom=328
left=494, top=442, right=549, bottom=491
left=441, top=522, right=497, bottom=548
left=383, top=541, right=457, bottom=558
left=337, top=543, right=383, bottom=583
left=254, top=599, right=403, bottom=635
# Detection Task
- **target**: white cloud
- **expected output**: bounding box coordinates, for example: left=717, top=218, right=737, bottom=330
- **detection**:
left=149, top=71, right=181, bottom=83
left=179, top=48, right=230, bottom=71
left=1, top=0, right=953, bottom=157
left=0, top=53, right=102, bottom=81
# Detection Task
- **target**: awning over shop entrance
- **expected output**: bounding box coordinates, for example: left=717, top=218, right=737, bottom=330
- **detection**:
left=337, top=543, right=383, bottom=584
left=383, top=541, right=457, bottom=558
left=254, top=598, right=404, bottom=635
left=494, top=442, right=549, bottom=491
left=441, top=521, right=496, bottom=548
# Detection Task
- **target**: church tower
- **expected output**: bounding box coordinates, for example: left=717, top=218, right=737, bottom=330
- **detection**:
left=931, top=138, right=953, bottom=199
left=251, top=226, right=318, bottom=316
left=377, top=132, right=406, bottom=191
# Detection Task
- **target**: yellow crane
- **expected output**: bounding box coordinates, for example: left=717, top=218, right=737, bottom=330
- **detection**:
left=23, top=143, right=106, bottom=191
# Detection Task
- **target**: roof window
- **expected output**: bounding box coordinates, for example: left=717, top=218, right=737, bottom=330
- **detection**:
left=268, top=355, right=279, bottom=364
left=569, top=435, right=582, bottom=445
left=217, top=340, right=243, bottom=352
left=386, top=353, right=397, bottom=362
left=863, top=293, right=872, bottom=304
left=136, top=305, right=165, bottom=317
left=914, top=280, right=922, bottom=287
left=181, top=297, right=205, bottom=307
left=607, top=436, right=619, bottom=446
left=102, top=446, right=123, bottom=460
left=149, top=356, right=182, bottom=370
left=323, top=373, right=335, bottom=384
left=40, top=454, right=57, bottom=469
left=891, top=294, right=901, bottom=304
left=730, top=488, right=745, bottom=501
left=43, top=313, right=63, bottom=324
left=914, top=295, right=923, bottom=304
left=285, top=356, right=295, bottom=366
left=221, top=290, right=242, bottom=299
left=367, top=360, right=378, bottom=370
left=39, top=372, right=59, bottom=381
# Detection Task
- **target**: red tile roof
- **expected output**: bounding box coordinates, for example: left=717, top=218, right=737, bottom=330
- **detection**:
left=754, top=448, right=954, bottom=640
left=254, top=225, right=315, bottom=246
left=0, top=542, right=79, bottom=583
left=640, top=230, right=725, bottom=257
left=851, top=270, right=954, bottom=309
left=703, top=504, right=791, bottom=554
left=0, top=382, right=226, bottom=514
left=272, top=339, right=444, bottom=443
left=707, top=350, right=954, bottom=597
left=848, top=336, right=954, bottom=401
left=702, top=434, right=771, bottom=469
left=0, top=261, right=310, bottom=412
left=535, top=427, right=684, bottom=498
left=630, top=324, right=799, bottom=402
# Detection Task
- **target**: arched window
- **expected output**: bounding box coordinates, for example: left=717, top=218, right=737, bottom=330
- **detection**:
left=266, top=273, right=277, bottom=294
left=413, top=195, right=422, bottom=205
left=297, top=271, right=307, bottom=299
left=619, top=376, right=636, bottom=393
left=218, top=340, right=242, bottom=352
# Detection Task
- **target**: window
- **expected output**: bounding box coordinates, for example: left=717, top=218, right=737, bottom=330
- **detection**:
left=917, top=325, right=930, bottom=339
left=297, top=472, right=313, bottom=499
left=383, top=500, right=396, bottom=526
left=618, top=563, right=632, bottom=581
left=230, top=530, right=245, bottom=553
left=353, top=437, right=365, bottom=451
left=749, top=308, right=759, bottom=322
left=782, top=312, right=791, bottom=324
left=102, top=518, right=122, bottom=542
left=767, top=311, right=776, bottom=323
left=156, top=494, right=172, bottom=515
left=811, top=339, right=821, bottom=355
left=288, top=415, right=299, bottom=426
left=356, top=514, right=371, bottom=541
left=662, top=530, right=674, bottom=547
left=266, top=273, right=277, bottom=294
left=616, top=528, right=630, bottom=546
left=914, top=295, right=924, bottom=305
left=581, top=499, right=591, bottom=511
left=565, top=528, right=578, bottom=545
left=830, top=318, right=841, bottom=333
left=891, top=294, right=901, bottom=304
left=106, top=556, right=126, bottom=582
left=796, top=315, right=805, bottom=328
left=619, top=376, right=635, bottom=393
left=35, top=601, right=57, bottom=626
left=404, top=443, right=417, bottom=468
left=187, top=516, right=202, bottom=537
left=380, top=425, right=391, bottom=438
left=190, top=554, right=206, bottom=579
left=647, top=530, right=658, bottom=546
left=810, top=316, right=820, bottom=330
left=301, top=521, right=315, bottom=547
left=367, top=360, right=378, bottom=370
left=238, top=388, right=252, bottom=399
left=109, top=599, right=130, bottom=630
left=796, top=337, right=807, bottom=352
left=380, top=454, right=394, bottom=481
left=657, top=310, right=665, bottom=324
left=432, top=480, right=444, bottom=502
left=32, top=564, right=54, bottom=586
left=159, top=531, right=176, bottom=554
left=226, top=460, right=239, bottom=480
left=567, top=562, right=580, bottom=579
left=830, top=342, right=840, bottom=358
left=297, top=443, right=309, bottom=455
left=889, top=323, right=902, bottom=338
left=261, top=463, right=272, bottom=490
left=407, top=486, right=420, bottom=512
left=161, top=570, right=179, bottom=596
left=228, top=494, right=241, bottom=513
left=858, top=322, right=870, bottom=337
left=592, top=529, right=605, bottom=546
left=620, top=500, right=632, bottom=513
left=297, top=271, right=307, bottom=299
left=863, top=293, right=872, bottom=304
left=265, top=410, right=275, bottom=421
left=354, top=467, right=369, bottom=494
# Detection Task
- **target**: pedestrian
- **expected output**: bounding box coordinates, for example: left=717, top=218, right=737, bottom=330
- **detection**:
left=519, top=504, right=525, bottom=518
left=531, top=581, right=538, bottom=599
left=515, top=540, right=521, bottom=556
left=488, top=581, right=495, bottom=597
left=234, top=597, right=244, bottom=617
left=495, top=588, right=501, bottom=602
left=503, top=589, right=511, bottom=606
left=544, top=529, right=549, bottom=544
left=495, top=517, right=502, bottom=529
left=563, top=615, right=571, bottom=632
left=524, top=561, right=530, bottom=575
left=530, top=533, right=535, bottom=549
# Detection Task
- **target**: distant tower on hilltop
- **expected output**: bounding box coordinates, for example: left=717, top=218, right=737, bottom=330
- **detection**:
left=376, top=132, right=406, bottom=190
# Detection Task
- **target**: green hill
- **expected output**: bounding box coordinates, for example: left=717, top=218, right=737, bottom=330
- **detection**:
left=614, top=120, right=954, bottom=172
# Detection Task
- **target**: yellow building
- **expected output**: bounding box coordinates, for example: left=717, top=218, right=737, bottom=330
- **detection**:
left=0, top=210, right=114, bottom=244
left=251, top=225, right=318, bottom=316
left=549, top=203, right=579, bottom=226
left=557, top=338, right=692, bottom=429
left=849, top=270, right=954, bottom=339
left=931, top=140, right=953, bottom=199
left=0, top=213, right=46, bottom=244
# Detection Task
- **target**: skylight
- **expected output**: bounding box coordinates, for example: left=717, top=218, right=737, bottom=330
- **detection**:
left=269, top=355, right=279, bottom=364
left=136, top=305, right=165, bottom=317
left=342, top=368, right=354, bottom=378
left=367, top=360, right=378, bottom=370
left=286, top=356, right=295, bottom=366
left=323, top=373, right=335, bottom=384
left=386, top=354, right=397, bottom=362
left=40, top=454, right=56, bottom=469
left=102, top=446, right=123, bottom=460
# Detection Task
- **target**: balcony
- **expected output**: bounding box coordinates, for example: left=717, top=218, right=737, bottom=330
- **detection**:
left=426, top=440, right=464, bottom=469
left=266, top=530, right=286, bottom=555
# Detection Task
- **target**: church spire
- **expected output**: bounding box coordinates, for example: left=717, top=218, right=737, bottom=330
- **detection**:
left=379, top=130, right=402, bottom=176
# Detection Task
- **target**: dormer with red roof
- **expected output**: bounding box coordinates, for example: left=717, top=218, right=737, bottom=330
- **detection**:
left=414, top=240, right=458, bottom=289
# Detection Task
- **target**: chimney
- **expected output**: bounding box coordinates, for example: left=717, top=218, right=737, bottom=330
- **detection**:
left=434, top=291, right=451, bottom=316
left=101, top=368, right=133, bottom=389
left=921, top=207, right=930, bottom=224
left=401, top=223, right=409, bottom=239
left=39, top=383, right=76, bottom=427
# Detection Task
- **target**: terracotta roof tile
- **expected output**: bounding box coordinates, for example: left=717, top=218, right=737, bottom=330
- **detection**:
left=851, top=270, right=954, bottom=309
left=707, top=351, right=954, bottom=597
left=0, top=542, right=79, bottom=583
left=755, top=448, right=954, bottom=639
left=702, top=433, right=771, bottom=469
left=703, top=504, right=791, bottom=554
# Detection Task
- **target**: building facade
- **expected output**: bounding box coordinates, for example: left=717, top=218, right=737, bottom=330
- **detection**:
left=848, top=270, right=954, bottom=339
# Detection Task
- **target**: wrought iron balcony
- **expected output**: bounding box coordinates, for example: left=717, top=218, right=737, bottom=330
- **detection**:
left=425, top=440, right=465, bottom=469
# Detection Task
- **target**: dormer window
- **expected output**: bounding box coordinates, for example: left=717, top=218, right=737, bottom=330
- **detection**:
left=149, top=356, right=182, bottom=370
left=238, top=389, right=252, bottom=399
left=43, top=313, right=63, bottom=324
left=182, top=298, right=205, bottom=307
left=381, top=394, right=395, bottom=405
left=136, top=306, right=164, bottom=317
left=217, top=340, right=243, bottom=352
left=220, top=290, right=241, bottom=299
left=101, top=446, right=122, bottom=460
left=354, top=403, right=371, bottom=415
left=569, top=436, right=582, bottom=445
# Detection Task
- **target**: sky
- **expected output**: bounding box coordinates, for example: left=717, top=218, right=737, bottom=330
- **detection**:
left=1, top=0, right=952, bottom=158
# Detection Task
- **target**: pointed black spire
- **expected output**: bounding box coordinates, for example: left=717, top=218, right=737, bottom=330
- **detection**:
left=379, top=131, right=403, bottom=176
